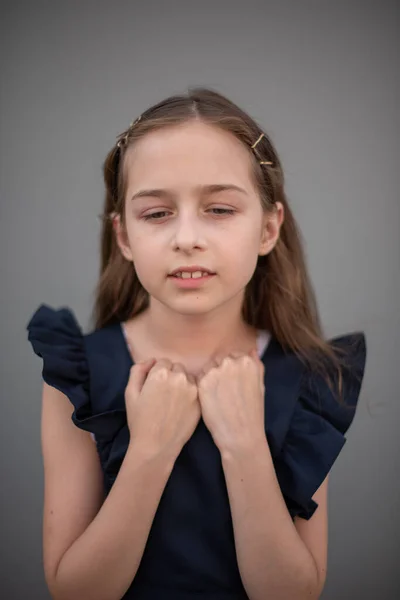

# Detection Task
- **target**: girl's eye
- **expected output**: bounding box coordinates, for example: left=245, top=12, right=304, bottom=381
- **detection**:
left=142, top=208, right=235, bottom=221
left=210, top=208, right=235, bottom=216
left=142, top=211, right=170, bottom=221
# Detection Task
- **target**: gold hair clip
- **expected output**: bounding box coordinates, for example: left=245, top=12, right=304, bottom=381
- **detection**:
left=251, top=133, right=264, bottom=150
left=129, top=116, right=142, bottom=128
left=251, top=132, right=273, bottom=166
left=116, top=115, right=142, bottom=148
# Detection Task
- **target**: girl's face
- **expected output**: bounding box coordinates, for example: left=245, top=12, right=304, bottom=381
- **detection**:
left=115, top=121, right=283, bottom=317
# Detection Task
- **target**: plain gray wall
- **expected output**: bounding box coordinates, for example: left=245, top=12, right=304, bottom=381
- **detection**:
left=1, top=0, right=399, bottom=598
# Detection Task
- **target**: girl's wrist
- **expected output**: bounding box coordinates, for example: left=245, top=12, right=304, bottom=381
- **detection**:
left=219, top=434, right=270, bottom=465
left=126, top=438, right=179, bottom=470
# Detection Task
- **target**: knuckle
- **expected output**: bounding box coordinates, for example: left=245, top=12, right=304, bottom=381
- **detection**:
left=153, top=366, right=169, bottom=381
left=172, top=371, right=187, bottom=385
left=239, top=355, right=252, bottom=365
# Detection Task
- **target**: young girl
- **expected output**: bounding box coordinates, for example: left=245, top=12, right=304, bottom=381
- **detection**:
left=27, top=87, right=366, bottom=600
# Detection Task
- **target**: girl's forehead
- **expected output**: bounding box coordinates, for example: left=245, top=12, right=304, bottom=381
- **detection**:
left=133, top=121, right=243, bottom=151
left=125, top=122, right=254, bottom=183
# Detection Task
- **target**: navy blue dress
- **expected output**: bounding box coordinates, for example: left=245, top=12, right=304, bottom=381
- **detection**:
left=27, top=304, right=366, bottom=600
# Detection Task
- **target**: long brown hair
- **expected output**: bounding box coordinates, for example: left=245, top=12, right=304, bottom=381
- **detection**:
left=93, top=87, right=352, bottom=395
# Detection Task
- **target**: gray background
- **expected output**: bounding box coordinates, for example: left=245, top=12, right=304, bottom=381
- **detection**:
left=1, top=0, right=399, bottom=598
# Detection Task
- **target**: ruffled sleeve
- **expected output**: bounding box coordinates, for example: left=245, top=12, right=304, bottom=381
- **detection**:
left=274, top=332, right=367, bottom=520
left=27, top=304, right=126, bottom=441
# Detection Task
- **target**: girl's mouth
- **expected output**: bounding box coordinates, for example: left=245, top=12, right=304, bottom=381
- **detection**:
left=168, top=273, right=216, bottom=288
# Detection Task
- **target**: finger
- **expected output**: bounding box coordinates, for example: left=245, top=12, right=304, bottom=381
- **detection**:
left=169, top=364, right=198, bottom=389
left=150, top=358, right=173, bottom=372
left=129, top=358, right=157, bottom=392
left=201, top=356, right=220, bottom=375
left=171, top=362, right=185, bottom=373
left=136, top=357, right=157, bottom=371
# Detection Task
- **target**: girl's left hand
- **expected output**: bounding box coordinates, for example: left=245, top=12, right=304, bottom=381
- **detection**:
left=196, top=348, right=266, bottom=455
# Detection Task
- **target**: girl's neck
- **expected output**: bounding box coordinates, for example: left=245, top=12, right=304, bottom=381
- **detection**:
left=124, top=296, right=258, bottom=365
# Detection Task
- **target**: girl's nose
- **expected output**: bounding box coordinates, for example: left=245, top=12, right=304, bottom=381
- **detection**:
left=172, top=214, right=203, bottom=251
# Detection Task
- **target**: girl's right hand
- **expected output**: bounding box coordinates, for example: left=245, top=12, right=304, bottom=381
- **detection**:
left=124, top=358, right=201, bottom=457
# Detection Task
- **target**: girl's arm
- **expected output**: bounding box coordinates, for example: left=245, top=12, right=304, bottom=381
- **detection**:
left=221, top=439, right=326, bottom=600
left=41, top=383, right=176, bottom=600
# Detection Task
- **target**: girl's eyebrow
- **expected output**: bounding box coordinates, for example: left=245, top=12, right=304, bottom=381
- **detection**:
left=130, top=183, right=248, bottom=202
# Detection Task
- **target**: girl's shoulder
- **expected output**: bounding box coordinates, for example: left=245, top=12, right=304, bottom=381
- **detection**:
left=26, top=303, right=129, bottom=365
left=262, top=331, right=367, bottom=422
left=26, top=304, right=129, bottom=441
left=262, top=331, right=366, bottom=520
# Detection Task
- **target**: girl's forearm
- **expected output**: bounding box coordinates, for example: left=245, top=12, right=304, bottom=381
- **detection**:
left=53, top=443, right=176, bottom=600
left=221, top=439, right=320, bottom=600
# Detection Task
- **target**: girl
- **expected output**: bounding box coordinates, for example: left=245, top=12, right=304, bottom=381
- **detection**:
left=27, top=87, right=366, bottom=600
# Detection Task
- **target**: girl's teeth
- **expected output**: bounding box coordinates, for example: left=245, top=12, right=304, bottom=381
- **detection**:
left=176, top=271, right=209, bottom=279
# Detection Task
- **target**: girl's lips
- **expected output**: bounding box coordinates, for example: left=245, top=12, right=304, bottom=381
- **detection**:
left=168, top=274, right=216, bottom=288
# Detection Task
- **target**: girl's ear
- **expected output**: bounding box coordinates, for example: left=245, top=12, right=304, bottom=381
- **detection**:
left=113, top=214, right=134, bottom=262
left=259, top=201, right=284, bottom=256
